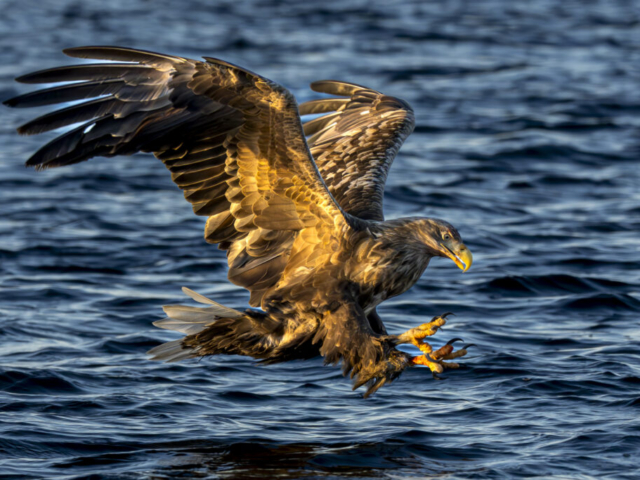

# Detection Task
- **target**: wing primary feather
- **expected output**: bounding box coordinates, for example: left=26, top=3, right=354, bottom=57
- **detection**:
left=302, top=112, right=341, bottom=136
left=24, top=117, right=106, bottom=167
left=4, top=79, right=124, bottom=108
left=14, top=64, right=157, bottom=84
left=17, top=96, right=171, bottom=135
left=299, top=99, right=349, bottom=115
left=16, top=97, right=121, bottom=135
left=310, top=80, right=370, bottom=96
left=63, top=46, right=185, bottom=64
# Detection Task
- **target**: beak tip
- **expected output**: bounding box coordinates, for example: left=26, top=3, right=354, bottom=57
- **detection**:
left=441, top=243, right=473, bottom=272
left=460, top=248, right=473, bottom=272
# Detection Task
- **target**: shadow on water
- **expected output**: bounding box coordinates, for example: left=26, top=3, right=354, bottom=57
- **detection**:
left=51, top=440, right=485, bottom=479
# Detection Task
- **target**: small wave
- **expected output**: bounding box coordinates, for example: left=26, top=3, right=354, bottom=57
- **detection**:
left=94, top=297, right=168, bottom=309
left=558, top=257, right=639, bottom=271
left=217, top=391, right=272, bottom=402
left=0, top=370, right=85, bottom=395
left=28, top=265, right=126, bottom=275
left=537, top=174, right=614, bottom=186
left=381, top=63, right=526, bottom=81
left=467, top=144, right=627, bottom=165
left=559, top=293, right=640, bottom=312
left=480, top=274, right=631, bottom=297
left=99, top=335, right=159, bottom=354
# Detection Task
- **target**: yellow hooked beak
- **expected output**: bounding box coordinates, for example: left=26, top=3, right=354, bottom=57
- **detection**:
left=441, top=243, right=473, bottom=272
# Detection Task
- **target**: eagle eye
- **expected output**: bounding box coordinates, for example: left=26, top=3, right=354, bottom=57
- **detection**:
left=443, top=233, right=451, bottom=241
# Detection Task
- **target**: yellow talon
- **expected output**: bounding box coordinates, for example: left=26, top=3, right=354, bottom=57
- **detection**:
left=442, top=349, right=468, bottom=361
left=412, top=355, right=443, bottom=373
left=410, top=340, right=432, bottom=355
left=430, top=344, right=454, bottom=361
left=441, top=343, right=475, bottom=361
left=401, top=315, right=472, bottom=380
left=396, top=314, right=449, bottom=347
left=441, top=361, right=461, bottom=369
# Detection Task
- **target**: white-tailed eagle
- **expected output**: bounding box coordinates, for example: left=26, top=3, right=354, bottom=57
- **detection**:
left=5, top=47, right=474, bottom=397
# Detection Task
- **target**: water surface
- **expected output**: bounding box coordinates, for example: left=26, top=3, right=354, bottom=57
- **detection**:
left=1, top=0, right=639, bottom=478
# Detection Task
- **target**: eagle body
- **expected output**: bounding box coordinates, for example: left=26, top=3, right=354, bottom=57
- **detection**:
left=5, top=47, right=473, bottom=396
left=189, top=218, right=435, bottom=362
left=263, top=218, right=435, bottom=313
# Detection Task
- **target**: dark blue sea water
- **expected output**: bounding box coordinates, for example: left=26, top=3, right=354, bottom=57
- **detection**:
left=1, top=0, right=639, bottom=478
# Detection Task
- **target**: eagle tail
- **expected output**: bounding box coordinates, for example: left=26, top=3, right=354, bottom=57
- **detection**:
left=147, top=287, right=245, bottom=362
left=148, top=287, right=303, bottom=362
left=146, top=338, right=196, bottom=363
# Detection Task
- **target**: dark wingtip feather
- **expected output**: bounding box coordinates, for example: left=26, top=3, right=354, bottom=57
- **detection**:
left=15, top=97, right=117, bottom=136
left=14, top=69, right=62, bottom=84
left=26, top=161, right=45, bottom=171
left=3, top=96, right=18, bottom=107
left=3, top=80, right=123, bottom=109
left=63, top=46, right=183, bottom=64
left=14, top=64, right=156, bottom=84
left=15, top=74, right=32, bottom=84
left=63, top=45, right=139, bottom=58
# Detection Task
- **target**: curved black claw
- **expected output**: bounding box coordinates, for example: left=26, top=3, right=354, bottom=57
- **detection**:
left=432, top=372, right=447, bottom=380
left=462, top=343, right=477, bottom=350
left=446, top=337, right=464, bottom=346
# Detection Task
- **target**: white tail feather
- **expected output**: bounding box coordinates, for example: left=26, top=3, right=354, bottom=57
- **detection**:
left=147, top=339, right=196, bottom=362
left=161, top=305, right=218, bottom=322
left=181, top=287, right=216, bottom=305
left=152, top=319, right=209, bottom=335
left=148, top=287, right=243, bottom=361
left=181, top=287, right=243, bottom=318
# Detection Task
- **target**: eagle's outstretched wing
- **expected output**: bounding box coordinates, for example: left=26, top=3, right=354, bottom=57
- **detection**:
left=4, top=47, right=357, bottom=307
left=299, top=81, right=415, bottom=221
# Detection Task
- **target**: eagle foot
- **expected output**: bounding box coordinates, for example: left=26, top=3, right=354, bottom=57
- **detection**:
left=394, top=312, right=453, bottom=354
left=411, top=341, right=475, bottom=378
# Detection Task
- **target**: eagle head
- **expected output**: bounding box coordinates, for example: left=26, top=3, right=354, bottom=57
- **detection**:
left=413, top=218, right=473, bottom=272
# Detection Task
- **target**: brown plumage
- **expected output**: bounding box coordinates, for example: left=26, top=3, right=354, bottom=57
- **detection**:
left=5, top=47, right=474, bottom=397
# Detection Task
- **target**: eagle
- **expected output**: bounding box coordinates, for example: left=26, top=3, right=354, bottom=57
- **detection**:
left=5, top=47, right=474, bottom=397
